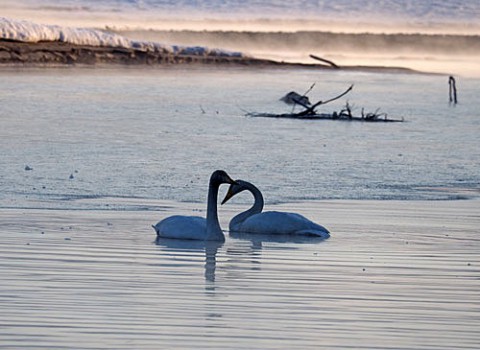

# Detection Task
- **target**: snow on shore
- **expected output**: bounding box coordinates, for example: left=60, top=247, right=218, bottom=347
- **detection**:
left=0, top=17, right=243, bottom=57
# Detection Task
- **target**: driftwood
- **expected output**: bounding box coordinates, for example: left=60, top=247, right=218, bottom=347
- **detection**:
left=247, top=84, right=404, bottom=122
left=280, top=91, right=311, bottom=106
left=309, top=54, right=339, bottom=69
left=449, top=76, right=458, bottom=104
left=248, top=108, right=403, bottom=122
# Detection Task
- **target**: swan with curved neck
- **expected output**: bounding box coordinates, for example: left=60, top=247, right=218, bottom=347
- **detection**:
left=153, top=170, right=236, bottom=241
left=222, top=180, right=330, bottom=238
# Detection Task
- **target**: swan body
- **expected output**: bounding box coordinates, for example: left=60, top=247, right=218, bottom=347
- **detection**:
left=153, top=170, right=235, bottom=241
left=222, top=180, right=330, bottom=238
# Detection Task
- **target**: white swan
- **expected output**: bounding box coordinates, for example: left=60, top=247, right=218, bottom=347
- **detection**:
left=153, top=170, right=236, bottom=241
left=222, top=180, right=330, bottom=238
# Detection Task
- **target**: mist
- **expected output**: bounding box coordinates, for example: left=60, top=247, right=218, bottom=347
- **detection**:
left=117, top=29, right=480, bottom=76
left=3, top=0, right=480, bottom=76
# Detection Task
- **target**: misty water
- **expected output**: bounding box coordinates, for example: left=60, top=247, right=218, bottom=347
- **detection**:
left=1, top=66, right=479, bottom=349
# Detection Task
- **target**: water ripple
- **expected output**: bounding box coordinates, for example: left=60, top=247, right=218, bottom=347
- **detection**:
left=1, top=201, right=479, bottom=349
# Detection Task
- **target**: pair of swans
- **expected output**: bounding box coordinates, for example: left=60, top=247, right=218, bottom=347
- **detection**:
left=153, top=170, right=330, bottom=241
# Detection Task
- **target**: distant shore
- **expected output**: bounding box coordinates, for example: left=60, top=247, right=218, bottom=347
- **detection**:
left=0, top=39, right=421, bottom=74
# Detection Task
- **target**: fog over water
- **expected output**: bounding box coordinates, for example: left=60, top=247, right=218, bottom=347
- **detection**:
left=3, top=0, right=480, bottom=75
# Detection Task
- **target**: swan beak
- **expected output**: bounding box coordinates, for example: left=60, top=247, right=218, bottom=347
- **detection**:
left=221, top=187, right=235, bottom=205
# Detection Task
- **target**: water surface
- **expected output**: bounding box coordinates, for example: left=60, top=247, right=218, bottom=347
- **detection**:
left=1, top=67, right=479, bottom=210
left=0, top=200, right=478, bottom=349
left=1, top=66, right=479, bottom=349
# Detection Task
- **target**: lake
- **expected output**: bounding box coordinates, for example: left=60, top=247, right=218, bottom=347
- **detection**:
left=0, top=66, right=479, bottom=349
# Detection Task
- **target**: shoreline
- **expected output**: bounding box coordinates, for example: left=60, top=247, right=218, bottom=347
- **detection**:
left=0, top=39, right=424, bottom=74
left=1, top=197, right=478, bottom=212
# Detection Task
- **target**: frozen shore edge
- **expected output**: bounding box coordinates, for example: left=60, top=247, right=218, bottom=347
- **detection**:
left=0, top=39, right=423, bottom=74
left=0, top=17, right=425, bottom=73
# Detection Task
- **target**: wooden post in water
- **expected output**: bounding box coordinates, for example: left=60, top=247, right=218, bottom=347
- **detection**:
left=449, top=76, right=458, bottom=104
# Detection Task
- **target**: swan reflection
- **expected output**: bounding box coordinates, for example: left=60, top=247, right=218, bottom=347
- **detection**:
left=229, top=231, right=328, bottom=246
left=155, top=237, right=223, bottom=283
left=154, top=232, right=327, bottom=284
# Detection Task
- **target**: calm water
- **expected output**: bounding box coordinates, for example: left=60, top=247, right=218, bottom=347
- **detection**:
left=0, top=67, right=479, bottom=211
left=0, top=67, right=479, bottom=349
left=0, top=200, right=479, bottom=349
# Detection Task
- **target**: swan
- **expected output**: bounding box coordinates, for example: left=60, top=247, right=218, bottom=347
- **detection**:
left=152, top=170, right=236, bottom=241
left=221, top=180, right=330, bottom=238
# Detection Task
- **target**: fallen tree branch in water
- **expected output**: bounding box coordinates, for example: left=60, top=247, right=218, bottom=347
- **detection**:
left=247, top=84, right=404, bottom=122
left=291, top=84, right=353, bottom=117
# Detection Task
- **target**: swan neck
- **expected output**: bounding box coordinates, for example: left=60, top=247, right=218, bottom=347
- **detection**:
left=206, top=179, right=224, bottom=241
left=230, top=182, right=264, bottom=230
left=250, top=183, right=264, bottom=213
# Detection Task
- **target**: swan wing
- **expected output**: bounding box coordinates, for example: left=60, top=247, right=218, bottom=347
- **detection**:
left=153, top=215, right=207, bottom=240
left=236, top=211, right=329, bottom=237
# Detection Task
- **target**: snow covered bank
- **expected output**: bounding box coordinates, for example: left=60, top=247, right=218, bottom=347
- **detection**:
left=0, top=17, right=243, bottom=57
left=0, top=17, right=423, bottom=72
left=0, top=18, right=257, bottom=66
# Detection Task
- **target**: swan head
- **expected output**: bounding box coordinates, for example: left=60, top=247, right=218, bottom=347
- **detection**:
left=210, top=170, right=237, bottom=186
left=221, top=179, right=249, bottom=204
